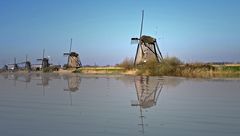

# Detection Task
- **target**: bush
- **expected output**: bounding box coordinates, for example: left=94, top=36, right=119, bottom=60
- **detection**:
left=42, top=67, right=53, bottom=73
left=117, top=57, right=134, bottom=70
left=136, top=57, right=182, bottom=76
left=72, top=68, right=82, bottom=73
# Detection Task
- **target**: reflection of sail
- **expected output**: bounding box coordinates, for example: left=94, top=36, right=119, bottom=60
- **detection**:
left=132, top=76, right=164, bottom=134
left=63, top=75, right=81, bottom=105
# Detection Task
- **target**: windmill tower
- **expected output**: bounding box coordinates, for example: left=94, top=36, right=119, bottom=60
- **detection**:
left=131, top=10, right=163, bottom=65
left=63, top=38, right=82, bottom=68
left=37, top=49, right=49, bottom=69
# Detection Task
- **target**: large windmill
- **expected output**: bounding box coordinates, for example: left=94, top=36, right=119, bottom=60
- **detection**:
left=131, top=10, right=163, bottom=65
left=63, top=38, right=82, bottom=68
left=37, top=49, right=50, bottom=69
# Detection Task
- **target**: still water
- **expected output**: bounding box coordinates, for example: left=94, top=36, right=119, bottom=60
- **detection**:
left=0, top=73, right=240, bottom=136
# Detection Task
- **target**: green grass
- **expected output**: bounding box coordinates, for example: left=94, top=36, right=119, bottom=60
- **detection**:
left=222, top=66, right=240, bottom=71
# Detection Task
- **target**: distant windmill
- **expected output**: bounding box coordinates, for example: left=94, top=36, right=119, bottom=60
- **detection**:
left=2, top=65, right=8, bottom=71
left=8, top=57, right=19, bottom=70
left=37, top=49, right=49, bottom=69
left=63, top=38, right=82, bottom=68
left=131, top=10, right=163, bottom=65
left=18, top=55, right=31, bottom=71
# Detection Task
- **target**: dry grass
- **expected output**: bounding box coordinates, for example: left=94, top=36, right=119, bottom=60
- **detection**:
left=73, top=67, right=125, bottom=74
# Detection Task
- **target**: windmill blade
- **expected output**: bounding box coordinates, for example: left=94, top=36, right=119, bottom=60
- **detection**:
left=42, top=49, right=45, bottom=59
left=131, top=10, right=144, bottom=45
left=139, top=10, right=144, bottom=38
left=26, top=54, right=28, bottom=62
left=36, top=59, right=43, bottom=61
left=134, top=43, right=141, bottom=65
left=14, top=57, right=17, bottom=64
left=63, top=53, right=70, bottom=56
left=69, top=38, right=72, bottom=53
left=131, top=38, right=139, bottom=44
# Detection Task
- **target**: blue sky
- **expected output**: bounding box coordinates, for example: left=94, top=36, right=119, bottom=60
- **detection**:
left=0, top=0, right=240, bottom=66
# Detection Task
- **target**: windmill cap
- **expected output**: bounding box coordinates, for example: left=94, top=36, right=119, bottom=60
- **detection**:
left=140, top=35, right=156, bottom=44
left=70, top=52, right=79, bottom=57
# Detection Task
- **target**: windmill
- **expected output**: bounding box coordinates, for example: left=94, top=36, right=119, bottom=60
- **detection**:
left=8, top=57, right=19, bottom=71
left=131, top=10, right=163, bottom=65
left=63, top=38, right=82, bottom=68
left=18, top=55, right=31, bottom=71
left=2, top=65, right=8, bottom=71
left=63, top=39, right=82, bottom=68
left=37, top=49, right=49, bottom=69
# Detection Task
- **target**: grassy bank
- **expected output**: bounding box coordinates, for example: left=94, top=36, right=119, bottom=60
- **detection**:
left=117, top=57, right=240, bottom=78
left=69, top=58, right=240, bottom=78
left=73, top=67, right=126, bottom=74
left=6, top=57, right=235, bottom=78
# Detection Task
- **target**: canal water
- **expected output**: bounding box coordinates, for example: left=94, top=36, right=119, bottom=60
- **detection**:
left=0, top=73, right=240, bottom=136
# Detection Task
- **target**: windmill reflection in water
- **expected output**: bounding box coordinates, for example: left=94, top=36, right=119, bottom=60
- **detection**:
left=7, top=73, right=31, bottom=87
left=63, top=75, right=81, bottom=105
left=131, top=76, right=164, bottom=134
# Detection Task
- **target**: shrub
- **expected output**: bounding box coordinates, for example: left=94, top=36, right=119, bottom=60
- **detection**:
left=42, top=67, right=52, bottom=73
left=136, top=57, right=182, bottom=76
left=117, top=57, right=134, bottom=70
left=72, top=68, right=82, bottom=73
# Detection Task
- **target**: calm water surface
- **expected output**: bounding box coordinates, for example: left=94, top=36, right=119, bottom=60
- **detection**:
left=0, top=73, right=240, bottom=136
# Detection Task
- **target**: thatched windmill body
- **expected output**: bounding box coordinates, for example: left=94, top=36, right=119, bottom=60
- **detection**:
left=64, top=39, right=82, bottom=68
left=37, top=49, right=50, bottom=69
left=131, top=10, right=163, bottom=65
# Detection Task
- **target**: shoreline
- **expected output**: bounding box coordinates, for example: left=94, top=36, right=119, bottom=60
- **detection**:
left=1, top=66, right=240, bottom=79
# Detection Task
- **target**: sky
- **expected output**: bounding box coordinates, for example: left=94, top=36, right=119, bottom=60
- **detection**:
left=0, top=0, right=240, bottom=66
